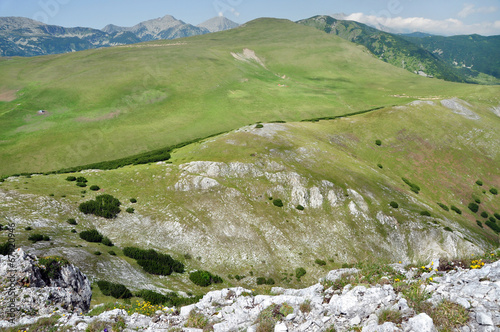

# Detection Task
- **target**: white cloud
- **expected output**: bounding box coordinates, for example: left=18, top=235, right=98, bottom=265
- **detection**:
left=343, top=12, right=500, bottom=36
left=458, top=3, right=498, bottom=18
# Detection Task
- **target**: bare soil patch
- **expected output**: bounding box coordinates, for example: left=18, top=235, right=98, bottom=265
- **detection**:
left=76, top=110, right=121, bottom=122
left=0, top=89, right=17, bottom=102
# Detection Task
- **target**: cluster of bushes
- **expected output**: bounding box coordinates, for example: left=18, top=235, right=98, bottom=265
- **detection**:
left=189, top=270, right=223, bottom=287
left=66, top=176, right=89, bottom=188
left=79, top=194, right=121, bottom=219
left=485, top=221, right=500, bottom=233
left=123, top=247, right=184, bottom=276
left=401, top=177, right=420, bottom=194
left=97, top=280, right=132, bottom=299
left=28, top=234, right=50, bottom=243
left=256, top=277, right=275, bottom=285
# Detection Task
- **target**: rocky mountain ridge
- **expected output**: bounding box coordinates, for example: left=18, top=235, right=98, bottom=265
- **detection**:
left=0, top=15, right=238, bottom=56
left=1, top=249, right=499, bottom=331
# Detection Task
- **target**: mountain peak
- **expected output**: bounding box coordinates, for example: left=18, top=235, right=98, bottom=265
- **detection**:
left=197, top=16, right=239, bottom=33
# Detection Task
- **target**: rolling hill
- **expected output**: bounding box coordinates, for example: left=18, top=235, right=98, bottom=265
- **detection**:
left=1, top=18, right=499, bottom=177
left=297, top=15, right=500, bottom=85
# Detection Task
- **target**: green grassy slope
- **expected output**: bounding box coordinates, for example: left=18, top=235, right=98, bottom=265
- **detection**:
left=1, top=18, right=499, bottom=176
left=1, top=97, right=499, bottom=291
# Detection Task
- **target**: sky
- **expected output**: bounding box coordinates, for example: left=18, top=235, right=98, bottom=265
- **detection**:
left=0, top=0, right=499, bottom=36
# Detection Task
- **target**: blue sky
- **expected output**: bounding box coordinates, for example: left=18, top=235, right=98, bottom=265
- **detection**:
left=1, top=0, right=499, bottom=35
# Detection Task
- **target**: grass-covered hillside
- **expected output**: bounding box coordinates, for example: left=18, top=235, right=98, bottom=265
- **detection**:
left=1, top=96, right=499, bottom=294
left=1, top=18, right=499, bottom=176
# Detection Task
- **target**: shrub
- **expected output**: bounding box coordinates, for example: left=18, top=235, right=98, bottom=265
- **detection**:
left=94, top=251, right=101, bottom=256
left=28, top=233, right=50, bottom=243
left=266, top=278, right=275, bottom=285
left=185, top=310, right=209, bottom=329
left=25, top=226, right=32, bottom=231
left=101, top=237, right=114, bottom=246
left=296, top=204, right=304, bottom=211
left=126, top=207, right=135, bottom=213
left=256, top=277, right=267, bottom=285
left=489, top=217, right=497, bottom=223
left=481, top=212, right=488, bottom=219
left=0, top=242, right=14, bottom=255
left=476, top=220, right=483, bottom=228
left=377, top=164, right=383, bottom=169
left=486, top=221, right=500, bottom=233
left=135, top=289, right=171, bottom=305
left=443, top=227, right=453, bottom=232
left=402, top=177, right=420, bottom=194
left=71, top=229, right=77, bottom=233
left=476, top=180, right=483, bottom=186
left=437, top=203, right=449, bottom=211
left=89, top=185, right=100, bottom=191
left=108, top=250, right=116, bottom=255
left=468, top=203, right=479, bottom=213
left=79, top=229, right=103, bottom=243
left=375, top=139, right=382, bottom=146
left=255, top=303, right=293, bottom=332
left=315, top=259, right=327, bottom=266
left=66, top=176, right=76, bottom=181
left=255, top=124, right=264, bottom=129
left=299, top=300, right=311, bottom=313
left=420, top=211, right=431, bottom=217
left=474, top=197, right=481, bottom=204
left=97, top=280, right=132, bottom=299
left=390, top=201, right=399, bottom=208
left=123, top=246, right=184, bottom=275
left=450, top=205, right=462, bottom=215
left=79, top=194, right=121, bottom=219
left=295, top=267, right=306, bottom=280
left=495, top=213, right=500, bottom=221
left=67, top=218, right=77, bottom=225
left=130, top=198, right=137, bottom=203
left=76, top=176, right=88, bottom=183
left=38, top=256, right=69, bottom=279
left=189, top=270, right=223, bottom=287
left=490, top=188, right=498, bottom=195
left=272, top=199, right=283, bottom=207
left=76, top=182, right=87, bottom=187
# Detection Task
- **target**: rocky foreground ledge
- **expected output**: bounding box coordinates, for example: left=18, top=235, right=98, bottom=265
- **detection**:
left=1, top=250, right=499, bottom=332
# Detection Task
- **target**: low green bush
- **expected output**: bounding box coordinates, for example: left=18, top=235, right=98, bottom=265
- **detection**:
left=489, top=217, right=497, bottom=223
left=130, top=198, right=137, bottom=203
left=295, top=267, right=306, bottom=280
left=476, top=220, right=483, bottom=228
left=97, top=280, right=132, bottom=299
left=377, top=164, right=383, bottom=169
left=273, top=199, right=283, bottom=207
left=126, top=207, right=135, bottom=213
left=443, top=227, right=453, bottom=232
left=71, top=229, right=77, bottom=233
left=0, top=242, right=14, bottom=255
left=76, top=182, right=87, bottom=187
left=468, top=203, right=479, bottom=213
left=256, top=277, right=266, bottom=285
left=89, top=185, right=100, bottom=191
left=66, top=176, right=76, bottom=181
left=28, top=234, right=50, bottom=243
left=485, top=221, right=500, bottom=233
left=375, top=139, right=382, bottom=146
left=420, top=211, right=431, bottom=217
left=76, top=176, right=88, bottom=183
left=450, top=205, right=462, bottom=215
left=490, top=188, right=498, bottom=195
left=495, top=213, right=500, bottom=221
left=437, top=203, right=449, bottom=211
left=101, top=237, right=114, bottom=247
left=402, top=177, right=420, bottom=194
left=94, top=251, right=101, bottom=256
left=255, top=124, right=264, bottom=129
left=38, top=256, right=69, bottom=279
left=189, top=270, right=223, bottom=287
left=79, top=229, right=103, bottom=243
left=67, top=218, right=77, bottom=225
left=475, top=180, right=483, bottom=186
left=296, top=204, right=304, bottom=211
left=481, top=212, right=488, bottom=218
left=108, top=251, right=116, bottom=255
left=315, top=259, right=327, bottom=266
left=25, top=226, right=32, bottom=231
left=123, top=247, right=184, bottom=275
left=390, top=201, right=399, bottom=208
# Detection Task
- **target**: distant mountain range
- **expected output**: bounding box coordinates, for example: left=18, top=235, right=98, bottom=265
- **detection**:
left=298, top=15, right=500, bottom=84
left=0, top=15, right=239, bottom=57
